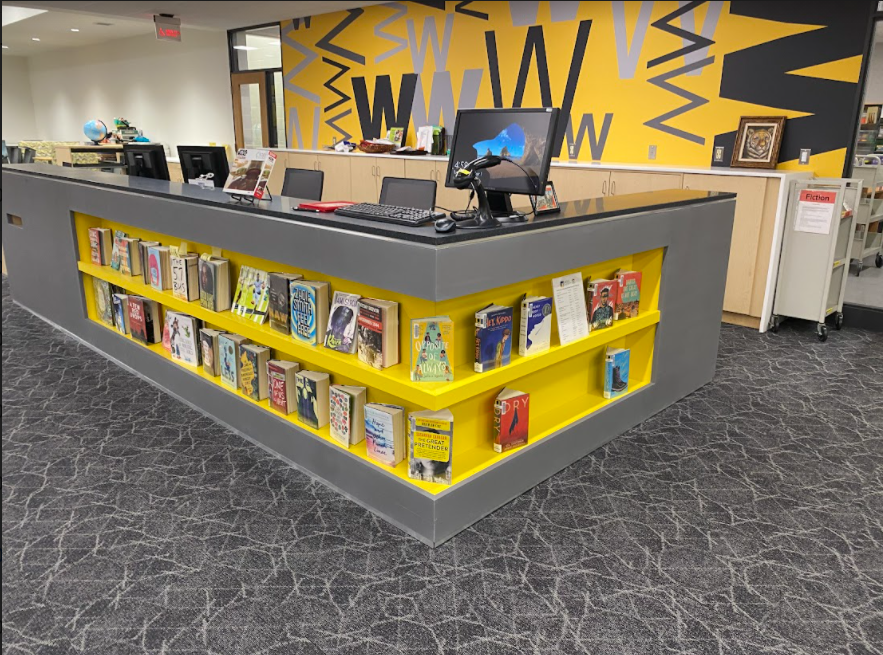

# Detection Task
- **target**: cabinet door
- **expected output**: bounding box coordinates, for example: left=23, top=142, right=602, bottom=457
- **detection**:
left=375, top=157, right=405, bottom=190
left=267, top=152, right=289, bottom=196
left=286, top=152, right=319, bottom=172
left=350, top=156, right=379, bottom=203
left=549, top=167, right=610, bottom=202
left=683, top=173, right=768, bottom=315
left=316, top=154, right=351, bottom=201
left=434, top=161, right=471, bottom=211
left=609, top=171, right=682, bottom=195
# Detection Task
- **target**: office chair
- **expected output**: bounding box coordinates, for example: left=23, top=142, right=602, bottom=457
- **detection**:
left=7, top=146, right=21, bottom=164
left=20, top=147, right=35, bottom=163
left=281, top=168, right=324, bottom=201
left=379, top=177, right=436, bottom=210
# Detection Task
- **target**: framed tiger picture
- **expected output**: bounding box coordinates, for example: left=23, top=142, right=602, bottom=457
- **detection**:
left=731, top=116, right=786, bottom=169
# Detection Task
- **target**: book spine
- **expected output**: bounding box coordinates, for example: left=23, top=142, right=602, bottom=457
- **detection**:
left=493, top=400, right=503, bottom=453
left=474, top=314, right=484, bottom=373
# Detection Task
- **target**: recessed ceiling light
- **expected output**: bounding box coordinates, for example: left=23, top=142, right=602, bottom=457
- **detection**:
left=233, top=45, right=257, bottom=51
left=31, top=37, right=40, bottom=42
left=71, top=28, right=79, bottom=32
left=2, top=45, right=8, bottom=49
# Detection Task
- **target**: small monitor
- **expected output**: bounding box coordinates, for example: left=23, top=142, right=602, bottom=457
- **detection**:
left=123, top=143, right=170, bottom=181
left=445, top=108, right=559, bottom=195
left=177, top=146, right=230, bottom=188
left=379, top=177, right=436, bottom=210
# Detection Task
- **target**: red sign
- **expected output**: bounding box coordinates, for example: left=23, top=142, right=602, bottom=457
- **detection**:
left=798, top=189, right=836, bottom=204
left=154, top=15, right=181, bottom=42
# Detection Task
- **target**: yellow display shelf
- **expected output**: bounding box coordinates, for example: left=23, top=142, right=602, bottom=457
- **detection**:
left=79, top=260, right=660, bottom=411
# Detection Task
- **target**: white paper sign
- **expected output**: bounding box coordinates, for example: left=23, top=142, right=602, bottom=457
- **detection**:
left=552, top=272, right=589, bottom=346
left=794, top=189, right=837, bottom=235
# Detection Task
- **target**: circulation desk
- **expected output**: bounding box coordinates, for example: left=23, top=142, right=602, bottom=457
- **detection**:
left=1, top=164, right=735, bottom=546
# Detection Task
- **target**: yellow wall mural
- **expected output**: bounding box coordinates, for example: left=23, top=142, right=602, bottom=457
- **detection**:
left=281, top=1, right=874, bottom=177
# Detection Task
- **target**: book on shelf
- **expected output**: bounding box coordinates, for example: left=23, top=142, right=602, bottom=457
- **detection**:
left=324, top=291, right=361, bottom=354
left=614, top=270, right=642, bottom=320
left=410, top=317, right=454, bottom=382
left=329, top=385, right=367, bottom=447
left=200, top=328, right=224, bottom=377
left=171, top=252, right=200, bottom=302
left=552, top=272, right=589, bottom=345
left=232, top=266, right=271, bottom=323
left=119, top=237, right=141, bottom=276
left=92, top=277, right=114, bottom=327
left=219, top=333, right=250, bottom=390
left=110, top=230, right=126, bottom=271
left=408, top=409, right=453, bottom=486
left=112, top=293, right=129, bottom=335
left=138, top=241, right=160, bottom=285
left=357, top=298, right=399, bottom=370
left=162, top=312, right=173, bottom=353
left=268, top=359, right=300, bottom=415
left=474, top=304, right=513, bottom=373
left=364, top=403, right=406, bottom=467
left=295, top=370, right=330, bottom=429
left=167, top=312, right=201, bottom=366
left=604, top=347, right=630, bottom=399
left=128, top=296, right=161, bottom=344
left=88, top=227, right=112, bottom=266
left=148, top=246, right=172, bottom=291
left=268, top=272, right=303, bottom=334
left=519, top=295, right=553, bottom=356
left=240, top=344, right=270, bottom=401
left=494, top=388, right=530, bottom=453
left=290, top=280, right=329, bottom=346
left=586, top=278, right=617, bottom=331
left=198, top=256, right=232, bottom=312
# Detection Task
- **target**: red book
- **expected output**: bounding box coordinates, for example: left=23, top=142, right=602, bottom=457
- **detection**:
left=586, top=278, right=618, bottom=331
left=614, top=270, right=642, bottom=320
left=127, top=296, right=160, bottom=344
left=493, top=388, right=529, bottom=453
left=297, top=201, right=356, bottom=212
left=267, top=360, right=299, bottom=415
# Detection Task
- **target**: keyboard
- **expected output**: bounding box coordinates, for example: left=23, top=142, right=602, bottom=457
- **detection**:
left=334, top=203, right=436, bottom=226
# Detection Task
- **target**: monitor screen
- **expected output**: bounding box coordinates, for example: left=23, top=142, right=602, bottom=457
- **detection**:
left=123, top=144, right=170, bottom=181
left=379, top=177, right=436, bottom=210
left=177, top=146, right=229, bottom=188
left=445, top=108, right=559, bottom=195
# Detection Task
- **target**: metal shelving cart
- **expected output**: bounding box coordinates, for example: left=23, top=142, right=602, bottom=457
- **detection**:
left=771, top=177, right=862, bottom=342
left=850, top=164, right=883, bottom=274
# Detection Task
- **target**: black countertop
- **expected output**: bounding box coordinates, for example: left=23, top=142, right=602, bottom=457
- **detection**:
left=2, top=164, right=736, bottom=246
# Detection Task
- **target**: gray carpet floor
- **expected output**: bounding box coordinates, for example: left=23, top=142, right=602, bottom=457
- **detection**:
left=3, top=276, right=882, bottom=655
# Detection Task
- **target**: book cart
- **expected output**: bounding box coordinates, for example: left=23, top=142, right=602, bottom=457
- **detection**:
left=771, top=178, right=862, bottom=342
left=850, top=164, right=883, bottom=274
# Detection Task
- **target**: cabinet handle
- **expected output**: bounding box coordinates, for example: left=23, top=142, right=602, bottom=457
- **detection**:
left=372, top=165, right=377, bottom=177
left=602, top=180, right=608, bottom=195
left=611, top=180, right=616, bottom=195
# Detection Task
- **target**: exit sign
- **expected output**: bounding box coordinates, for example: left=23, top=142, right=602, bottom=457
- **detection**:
left=154, top=15, right=181, bottom=41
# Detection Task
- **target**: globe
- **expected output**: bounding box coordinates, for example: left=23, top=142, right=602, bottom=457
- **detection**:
left=84, top=119, right=108, bottom=144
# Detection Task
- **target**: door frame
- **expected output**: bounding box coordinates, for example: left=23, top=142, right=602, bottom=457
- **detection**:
left=231, top=72, right=270, bottom=150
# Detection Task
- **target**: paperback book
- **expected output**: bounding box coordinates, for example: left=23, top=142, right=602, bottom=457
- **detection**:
left=110, top=230, right=126, bottom=271
left=268, top=359, right=300, bottom=415
left=119, top=238, right=141, bottom=276
left=139, top=241, right=160, bottom=285
left=268, top=272, right=303, bottom=334
left=587, top=278, right=618, bottom=331
left=168, top=312, right=201, bottom=366
left=219, top=333, right=249, bottom=390
left=290, top=280, right=330, bottom=346
left=551, top=272, right=589, bottom=345
left=240, top=344, right=270, bottom=401
left=329, top=385, right=367, bottom=447
left=200, top=328, right=223, bottom=376
left=410, top=317, right=454, bottom=382
left=171, top=252, right=200, bottom=302
left=408, top=409, right=453, bottom=486
left=111, top=293, right=129, bottom=335
left=493, top=388, right=530, bottom=453
left=364, top=403, right=406, bottom=467
left=198, top=256, right=232, bottom=312
left=519, top=295, right=553, bottom=356
left=223, top=148, right=276, bottom=200
left=357, top=298, right=399, bottom=370
left=148, top=246, right=172, bottom=291
left=232, top=267, right=271, bottom=323
left=324, top=291, right=361, bottom=354
left=474, top=304, right=513, bottom=373
left=88, top=227, right=112, bottom=266
left=604, top=347, right=630, bottom=399
left=614, top=270, right=642, bottom=320
left=128, top=297, right=161, bottom=344
left=92, top=277, right=114, bottom=327
left=295, top=370, right=330, bottom=429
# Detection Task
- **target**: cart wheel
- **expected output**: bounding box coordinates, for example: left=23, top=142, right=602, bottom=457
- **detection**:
left=876, top=253, right=882, bottom=268
left=817, top=324, right=828, bottom=342
left=769, top=316, right=780, bottom=334
left=835, top=312, right=844, bottom=330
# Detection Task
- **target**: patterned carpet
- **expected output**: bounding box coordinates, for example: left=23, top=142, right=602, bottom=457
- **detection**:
left=3, top=276, right=882, bottom=655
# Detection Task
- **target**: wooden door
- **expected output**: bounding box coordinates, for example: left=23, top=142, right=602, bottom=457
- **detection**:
left=350, top=156, right=379, bottom=203
left=434, top=161, right=470, bottom=211
left=549, top=167, right=610, bottom=202
left=683, top=173, right=768, bottom=315
left=609, top=171, right=682, bottom=195
left=316, top=153, right=352, bottom=201
left=375, top=157, right=405, bottom=189
left=231, top=72, right=269, bottom=150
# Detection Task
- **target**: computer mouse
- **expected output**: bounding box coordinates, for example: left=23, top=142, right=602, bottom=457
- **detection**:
left=434, top=216, right=457, bottom=233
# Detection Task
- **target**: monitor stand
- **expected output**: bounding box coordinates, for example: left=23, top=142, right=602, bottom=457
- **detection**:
left=456, top=178, right=502, bottom=229
left=487, top=191, right=528, bottom=222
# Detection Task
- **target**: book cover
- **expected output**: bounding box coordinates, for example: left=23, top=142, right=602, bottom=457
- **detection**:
left=223, top=148, right=276, bottom=199
left=92, top=277, right=114, bottom=327
left=231, top=266, right=252, bottom=314
left=239, top=344, right=269, bottom=401
left=604, top=347, right=630, bottom=399
left=324, top=291, right=360, bottom=353
left=587, top=279, right=618, bottom=331
left=474, top=305, right=514, bottom=373
left=295, top=371, right=330, bottom=429
left=219, top=334, right=248, bottom=390
left=148, top=246, right=164, bottom=290
left=408, top=409, right=453, bottom=486
left=119, top=238, right=140, bottom=276
left=234, top=268, right=270, bottom=322
left=493, top=388, right=530, bottom=453
left=88, top=227, right=102, bottom=265
left=519, top=296, right=553, bottom=356
left=111, top=293, right=129, bottom=334
left=110, top=230, right=126, bottom=271
left=268, top=272, right=302, bottom=334
left=171, top=254, right=199, bottom=302
left=364, top=404, right=404, bottom=467
left=198, top=257, right=231, bottom=312
left=268, top=360, right=300, bottom=415
left=357, top=299, right=399, bottom=370
left=614, top=270, right=642, bottom=320
left=139, top=241, right=160, bottom=285
left=410, top=317, right=454, bottom=382
left=290, top=281, right=328, bottom=346
left=200, top=328, right=222, bottom=376
left=552, top=272, right=589, bottom=345
left=127, top=297, right=151, bottom=344
left=168, top=313, right=200, bottom=366
left=329, top=385, right=366, bottom=447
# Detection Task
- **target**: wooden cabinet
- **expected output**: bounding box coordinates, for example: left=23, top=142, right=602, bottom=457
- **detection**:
left=609, top=171, right=682, bottom=195
left=549, top=167, right=610, bottom=202
left=269, top=151, right=320, bottom=196
left=350, top=156, right=380, bottom=203
left=316, top=154, right=351, bottom=201
left=168, top=162, right=183, bottom=184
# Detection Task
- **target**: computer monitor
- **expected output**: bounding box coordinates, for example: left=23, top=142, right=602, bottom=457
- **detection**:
left=123, top=143, right=170, bottom=181
left=445, top=108, right=559, bottom=199
left=177, top=146, right=230, bottom=188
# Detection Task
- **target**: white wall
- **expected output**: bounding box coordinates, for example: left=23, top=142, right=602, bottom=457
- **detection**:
left=2, top=56, right=38, bottom=143
left=25, top=29, right=234, bottom=151
left=864, top=45, right=883, bottom=104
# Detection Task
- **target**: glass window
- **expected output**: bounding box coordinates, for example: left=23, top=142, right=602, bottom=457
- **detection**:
left=272, top=71, right=287, bottom=148
left=230, top=25, right=282, bottom=71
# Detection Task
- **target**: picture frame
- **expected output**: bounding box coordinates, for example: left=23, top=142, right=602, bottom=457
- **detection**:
left=730, top=116, right=786, bottom=169
left=531, top=181, right=560, bottom=215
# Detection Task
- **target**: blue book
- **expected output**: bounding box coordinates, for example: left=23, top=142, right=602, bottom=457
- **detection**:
left=112, top=293, right=128, bottom=335
left=474, top=304, right=514, bottom=373
left=289, top=280, right=329, bottom=346
left=604, top=347, right=630, bottom=399
left=519, top=296, right=553, bottom=356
